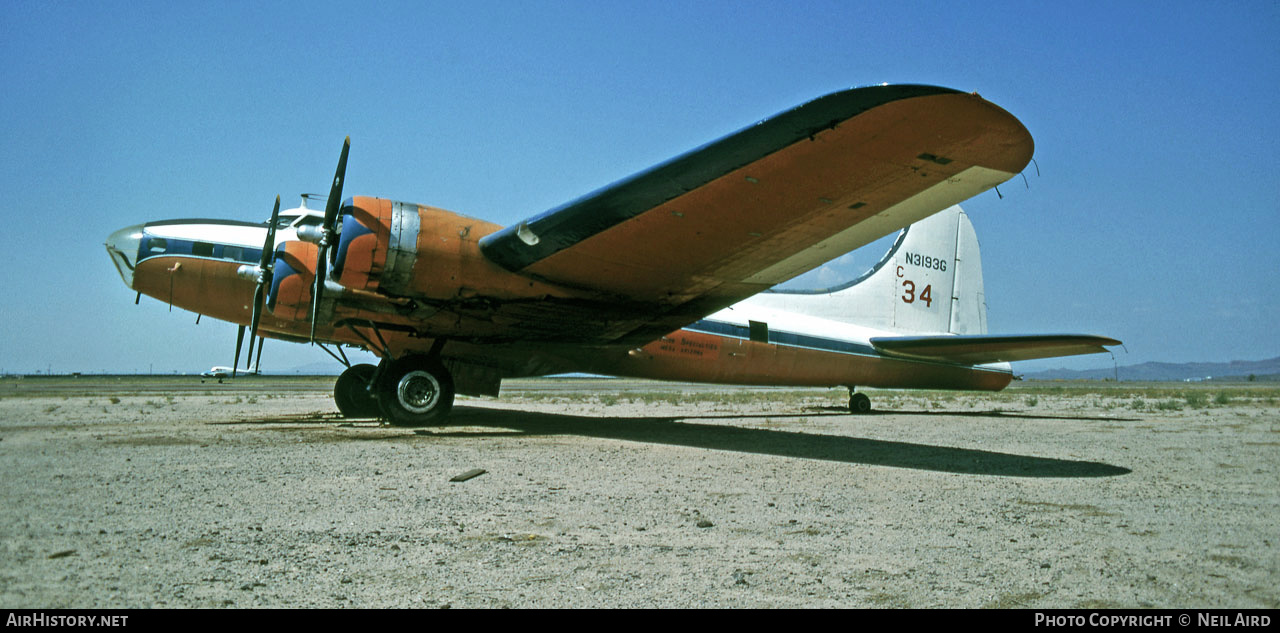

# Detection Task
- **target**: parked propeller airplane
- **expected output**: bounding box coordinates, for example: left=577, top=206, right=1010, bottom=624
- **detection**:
left=201, top=366, right=257, bottom=379
left=105, top=84, right=1119, bottom=425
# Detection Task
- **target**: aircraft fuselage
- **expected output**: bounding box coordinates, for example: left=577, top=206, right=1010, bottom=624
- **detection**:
left=106, top=211, right=1012, bottom=394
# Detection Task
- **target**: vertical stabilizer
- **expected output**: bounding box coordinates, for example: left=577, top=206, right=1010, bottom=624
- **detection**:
left=948, top=208, right=987, bottom=335
left=745, top=205, right=987, bottom=335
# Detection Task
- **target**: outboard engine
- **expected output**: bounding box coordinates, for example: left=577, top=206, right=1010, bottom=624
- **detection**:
left=267, top=240, right=318, bottom=321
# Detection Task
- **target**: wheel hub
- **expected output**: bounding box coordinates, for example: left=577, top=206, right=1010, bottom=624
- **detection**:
left=397, top=370, right=441, bottom=413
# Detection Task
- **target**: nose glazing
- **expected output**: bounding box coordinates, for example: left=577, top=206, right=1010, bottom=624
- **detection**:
left=105, top=224, right=144, bottom=288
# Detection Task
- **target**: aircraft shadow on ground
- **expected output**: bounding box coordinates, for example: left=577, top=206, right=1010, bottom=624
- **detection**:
left=221, top=406, right=1131, bottom=478
left=805, top=405, right=1140, bottom=422
left=412, top=406, right=1129, bottom=478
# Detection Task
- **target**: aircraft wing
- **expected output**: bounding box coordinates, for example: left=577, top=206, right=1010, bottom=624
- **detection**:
left=869, top=334, right=1122, bottom=365
left=479, top=84, right=1034, bottom=343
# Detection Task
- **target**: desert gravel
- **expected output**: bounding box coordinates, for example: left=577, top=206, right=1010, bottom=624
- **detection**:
left=1, top=378, right=1276, bottom=608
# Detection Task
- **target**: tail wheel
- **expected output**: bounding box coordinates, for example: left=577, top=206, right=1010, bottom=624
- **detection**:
left=374, top=355, right=455, bottom=426
left=334, top=363, right=379, bottom=418
left=849, top=392, right=872, bottom=414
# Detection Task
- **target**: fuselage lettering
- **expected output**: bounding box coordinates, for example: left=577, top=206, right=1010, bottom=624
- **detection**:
left=903, top=252, right=946, bottom=272
left=901, top=280, right=933, bottom=307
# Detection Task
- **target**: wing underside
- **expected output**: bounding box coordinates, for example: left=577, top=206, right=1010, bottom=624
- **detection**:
left=870, top=334, right=1122, bottom=365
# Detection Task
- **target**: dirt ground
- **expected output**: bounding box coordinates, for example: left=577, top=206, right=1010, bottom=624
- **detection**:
left=1, top=377, right=1276, bottom=608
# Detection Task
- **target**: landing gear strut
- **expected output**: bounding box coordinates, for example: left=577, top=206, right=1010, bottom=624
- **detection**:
left=848, top=390, right=872, bottom=414
left=372, top=354, right=455, bottom=426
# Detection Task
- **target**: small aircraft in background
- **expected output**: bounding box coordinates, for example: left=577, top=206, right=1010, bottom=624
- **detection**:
left=106, top=84, right=1119, bottom=424
left=201, top=366, right=258, bottom=378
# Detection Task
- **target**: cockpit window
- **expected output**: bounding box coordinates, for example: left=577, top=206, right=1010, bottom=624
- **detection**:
left=276, top=214, right=324, bottom=229
left=147, top=237, right=167, bottom=254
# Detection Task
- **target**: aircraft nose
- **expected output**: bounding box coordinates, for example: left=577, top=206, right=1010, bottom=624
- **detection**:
left=105, top=224, right=144, bottom=288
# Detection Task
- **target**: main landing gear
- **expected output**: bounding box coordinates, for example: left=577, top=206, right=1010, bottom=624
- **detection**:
left=332, top=355, right=456, bottom=426
left=333, top=364, right=379, bottom=418
left=848, top=389, right=872, bottom=414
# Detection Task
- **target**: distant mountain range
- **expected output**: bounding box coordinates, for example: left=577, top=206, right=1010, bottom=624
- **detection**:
left=1023, top=357, right=1280, bottom=382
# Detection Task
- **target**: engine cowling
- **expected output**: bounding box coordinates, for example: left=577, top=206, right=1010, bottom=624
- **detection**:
left=331, top=196, right=563, bottom=302
left=267, top=240, right=318, bottom=321
left=332, top=197, right=416, bottom=295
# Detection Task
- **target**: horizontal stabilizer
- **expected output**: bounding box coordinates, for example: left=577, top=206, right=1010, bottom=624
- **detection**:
left=870, top=334, right=1122, bottom=365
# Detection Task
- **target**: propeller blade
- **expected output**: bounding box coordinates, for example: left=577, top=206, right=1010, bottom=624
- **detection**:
left=260, top=195, right=280, bottom=270
left=246, top=284, right=265, bottom=367
left=310, top=137, right=350, bottom=343
left=233, top=324, right=245, bottom=379
left=321, top=138, right=350, bottom=233
left=253, top=337, right=264, bottom=374
left=309, top=251, right=327, bottom=343
left=246, top=196, right=281, bottom=372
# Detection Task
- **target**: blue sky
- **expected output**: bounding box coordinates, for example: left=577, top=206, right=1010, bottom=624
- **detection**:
left=1, top=0, right=1276, bottom=374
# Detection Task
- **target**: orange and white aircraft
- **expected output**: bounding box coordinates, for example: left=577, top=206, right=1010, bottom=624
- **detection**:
left=105, top=84, right=1119, bottom=425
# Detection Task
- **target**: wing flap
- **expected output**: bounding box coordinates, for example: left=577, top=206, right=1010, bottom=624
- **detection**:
left=870, top=334, right=1122, bottom=365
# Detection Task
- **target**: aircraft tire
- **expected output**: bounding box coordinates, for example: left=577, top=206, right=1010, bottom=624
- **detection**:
left=849, top=392, right=872, bottom=414
left=374, top=355, right=455, bottom=426
left=334, top=363, right=380, bottom=418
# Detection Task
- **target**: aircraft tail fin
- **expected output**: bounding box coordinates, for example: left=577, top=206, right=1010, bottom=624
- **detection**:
left=753, top=205, right=987, bottom=334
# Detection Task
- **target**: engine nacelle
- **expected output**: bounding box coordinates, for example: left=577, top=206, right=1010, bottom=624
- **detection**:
left=267, top=240, right=318, bottom=321
left=331, top=197, right=416, bottom=294
left=332, top=196, right=566, bottom=301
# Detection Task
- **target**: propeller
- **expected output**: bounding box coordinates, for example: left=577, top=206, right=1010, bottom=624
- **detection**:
left=233, top=195, right=282, bottom=377
left=232, top=325, right=246, bottom=379
left=246, top=195, right=281, bottom=365
left=309, top=137, right=350, bottom=342
left=252, top=337, right=264, bottom=374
